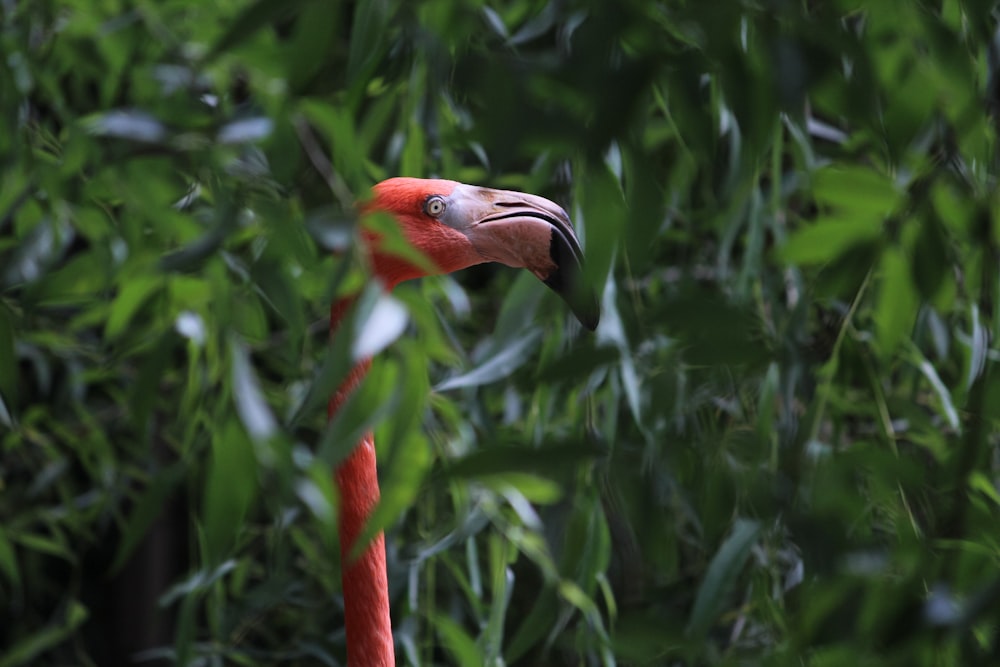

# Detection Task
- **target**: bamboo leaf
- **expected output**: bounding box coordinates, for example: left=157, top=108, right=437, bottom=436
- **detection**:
left=687, top=519, right=761, bottom=638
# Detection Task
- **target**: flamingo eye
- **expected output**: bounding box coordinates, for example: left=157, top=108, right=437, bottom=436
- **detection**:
left=424, top=196, right=446, bottom=218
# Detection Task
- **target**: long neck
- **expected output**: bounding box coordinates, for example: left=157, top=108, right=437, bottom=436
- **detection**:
left=329, top=298, right=395, bottom=667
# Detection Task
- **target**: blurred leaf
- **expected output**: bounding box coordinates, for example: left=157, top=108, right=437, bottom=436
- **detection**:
left=352, top=292, right=408, bottom=360
left=203, top=420, right=258, bottom=563
left=160, top=560, right=239, bottom=606
left=231, top=338, right=278, bottom=443
left=104, top=275, right=162, bottom=339
left=84, top=110, right=167, bottom=143
left=874, top=248, right=920, bottom=358
left=483, top=546, right=514, bottom=664
left=912, top=211, right=950, bottom=302
left=479, top=473, right=562, bottom=503
left=482, top=7, right=509, bottom=40
left=687, top=519, right=761, bottom=638
left=362, top=211, right=438, bottom=276
left=0, top=304, right=16, bottom=406
left=297, top=461, right=338, bottom=528
left=812, top=167, right=901, bottom=217
left=0, top=601, right=88, bottom=667
left=0, top=394, right=10, bottom=428
left=492, top=270, right=545, bottom=342
left=217, top=117, right=274, bottom=144
left=356, top=345, right=432, bottom=555
left=506, top=592, right=558, bottom=661
left=651, top=287, right=770, bottom=366
left=436, top=329, right=542, bottom=391
left=299, top=101, right=366, bottom=185
left=206, top=0, right=311, bottom=60
left=909, top=346, right=960, bottom=432
left=578, top=161, right=624, bottom=287
left=439, top=441, right=604, bottom=482
left=303, top=207, right=355, bottom=252
left=2, top=217, right=73, bottom=288
left=110, top=465, right=185, bottom=574
left=780, top=217, right=883, bottom=265
left=510, top=2, right=558, bottom=46
left=317, top=361, right=394, bottom=468
left=400, top=118, right=426, bottom=177
left=13, top=533, right=73, bottom=562
left=433, top=613, right=484, bottom=667
left=346, top=0, right=393, bottom=86
left=359, top=431, right=431, bottom=559
left=964, top=304, right=989, bottom=391
left=536, top=341, right=618, bottom=384
left=130, top=330, right=181, bottom=435
left=622, top=145, right=668, bottom=271
left=0, top=526, right=20, bottom=587
left=596, top=276, right=643, bottom=428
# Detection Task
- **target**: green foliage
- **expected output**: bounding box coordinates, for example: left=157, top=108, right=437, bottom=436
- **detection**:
left=3, top=0, right=1000, bottom=665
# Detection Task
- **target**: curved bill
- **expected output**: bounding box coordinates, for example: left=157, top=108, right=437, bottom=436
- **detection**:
left=442, top=184, right=601, bottom=330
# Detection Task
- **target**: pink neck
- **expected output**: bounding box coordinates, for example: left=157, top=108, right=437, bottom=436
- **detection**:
left=329, top=298, right=395, bottom=666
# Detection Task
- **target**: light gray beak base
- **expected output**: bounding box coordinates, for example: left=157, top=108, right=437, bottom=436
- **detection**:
left=445, top=184, right=601, bottom=331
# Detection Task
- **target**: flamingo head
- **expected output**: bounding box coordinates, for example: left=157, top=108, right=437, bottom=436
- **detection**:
left=363, top=177, right=599, bottom=330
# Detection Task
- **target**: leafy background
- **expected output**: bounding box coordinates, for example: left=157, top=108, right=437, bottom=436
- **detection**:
left=3, top=0, right=1000, bottom=665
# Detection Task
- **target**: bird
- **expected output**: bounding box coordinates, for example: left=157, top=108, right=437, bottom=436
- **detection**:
left=328, top=177, right=599, bottom=666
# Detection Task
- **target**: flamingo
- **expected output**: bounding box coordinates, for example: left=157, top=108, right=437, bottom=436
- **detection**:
left=329, top=177, right=599, bottom=666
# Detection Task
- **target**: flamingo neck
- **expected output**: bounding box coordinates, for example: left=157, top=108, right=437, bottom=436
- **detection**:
left=329, top=298, right=395, bottom=666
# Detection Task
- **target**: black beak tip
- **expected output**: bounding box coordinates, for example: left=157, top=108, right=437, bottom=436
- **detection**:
left=578, top=307, right=601, bottom=332
left=536, top=217, right=601, bottom=331
left=542, top=226, right=601, bottom=332
left=542, top=272, right=600, bottom=331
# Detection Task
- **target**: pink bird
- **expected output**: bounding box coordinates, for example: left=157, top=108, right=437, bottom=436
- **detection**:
left=329, top=178, right=598, bottom=665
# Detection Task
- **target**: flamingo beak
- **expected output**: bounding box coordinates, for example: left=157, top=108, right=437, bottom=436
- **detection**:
left=443, top=184, right=600, bottom=330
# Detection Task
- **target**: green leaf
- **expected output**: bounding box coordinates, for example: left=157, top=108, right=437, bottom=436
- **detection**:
left=506, top=591, right=558, bottom=661
left=687, top=519, right=761, bottom=638
left=316, top=359, right=394, bottom=469
left=874, top=248, right=920, bottom=358
left=299, top=100, right=365, bottom=184
left=432, top=613, right=484, bottom=667
left=492, top=270, right=545, bottom=342
left=436, top=329, right=542, bottom=391
left=400, top=118, right=426, bottom=177
left=109, top=464, right=185, bottom=574
left=230, top=338, right=278, bottom=443
left=0, top=526, right=20, bottom=587
left=578, top=161, right=623, bottom=287
left=13, top=532, right=73, bottom=561
left=130, top=330, right=180, bottom=434
left=346, top=0, right=394, bottom=86
left=0, top=601, right=88, bottom=667
left=159, top=560, right=239, bottom=606
left=780, top=216, right=883, bottom=265
left=910, top=348, right=960, bottom=432
left=352, top=292, right=408, bottom=360
left=203, top=420, right=258, bottom=563
left=650, top=287, right=770, bottom=367
left=206, top=0, right=313, bottom=60
left=483, top=540, right=514, bottom=664
left=812, top=166, right=900, bottom=217
left=477, top=473, right=562, bottom=503
left=287, top=311, right=354, bottom=429
left=105, top=275, right=162, bottom=339
left=357, top=431, right=430, bottom=560
left=0, top=303, right=16, bottom=408
left=439, top=441, right=603, bottom=482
